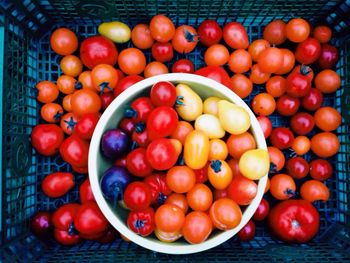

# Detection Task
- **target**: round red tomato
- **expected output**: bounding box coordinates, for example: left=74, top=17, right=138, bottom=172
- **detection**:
left=31, top=211, right=52, bottom=238
left=146, top=138, right=178, bottom=171
left=205, top=44, right=229, bottom=67
left=118, top=118, right=135, bottom=135
left=270, top=127, right=294, bottom=149
left=182, top=211, right=212, bottom=244
left=150, top=81, right=177, bottom=107
left=252, top=93, right=276, bottom=116
left=223, top=22, right=249, bottom=49
left=290, top=112, right=315, bottom=135
left=126, top=97, right=154, bottom=123
left=301, top=88, right=323, bottom=111
left=31, top=124, right=64, bottom=156
left=300, top=180, right=330, bottom=202
left=50, top=28, right=78, bottom=56
left=257, top=116, right=272, bottom=138
left=114, top=75, right=144, bottom=97
left=146, top=106, right=178, bottom=140
left=186, top=183, right=213, bottom=212
left=309, top=159, right=333, bottom=181
left=195, top=66, right=232, bottom=90
left=318, top=44, right=339, bottom=69
left=152, top=42, right=174, bottom=63
left=80, top=179, right=95, bottom=204
left=237, top=220, right=256, bottom=242
left=60, top=134, right=89, bottom=168
left=270, top=174, right=296, bottom=200
left=172, top=25, right=198, bottom=54
left=286, top=157, right=309, bottom=179
left=124, top=182, right=152, bottom=211
left=227, top=173, right=257, bottom=205
left=198, top=20, right=222, bottom=46
left=314, top=106, right=341, bottom=132
left=144, top=173, right=172, bottom=205
left=285, top=18, right=310, bottom=43
left=257, top=47, right=283, bottom=74
left=313, top=25, right=332, bottom=43
left=54, top=229, right=81, bottom=245
left=100, top=92, right=114, bottom=110
left=42, top=172, right=74, bottom=198
left=276, top=95, right=300, bottom=116
left=74, top=113, right=100, bottom=140
left=126, top=148, right=153, bottom=177
left=171, top=59, right=194, bottom=73
left=144, top=61, right=168, bottom=78
left=231, top=74, right=253, bottom=99
left=295, top=38, right=321, bottom=64
left=315, top=69, right=341, bottom=94
left=60, top=55, right=83, bottom=77
left=253, top=199, right=270, bottom=221
left=266, top=76, right=287, bottom=98
left=52, top=203, right=80, bottom=231
left=286, top=72, right=311, bottom=98
left=132, top=129, right=150, bottom=148
left=311, top=132, right=340, bottom=157
left=41, top=103, right=63, bottom=123
left=91, top=64, right=118, bottom=92
left=127, top=207, right=155, bottom=236
left=165, top=193, right=189, bottom=213
left=74, top=202, right=108, bottom=235
left=194, top=163, right=209, bottom=183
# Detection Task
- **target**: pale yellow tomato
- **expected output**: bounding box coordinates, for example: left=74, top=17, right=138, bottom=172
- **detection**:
left=194, top=114, right=225, bottom=139
left=239, top=149, right=269, bottom=180
left=98, top=21, right=131, bottom=43
left=217, top=100, right=250, bottom=135
left=154, top=228, right=182, bottom=243
left=203, top=96, right=220, bottom=115
left=176, top=84, right=203, bottom=121
left=184, top=130, right=209, bottom=169
left=209, top=139, right=228, bottom=160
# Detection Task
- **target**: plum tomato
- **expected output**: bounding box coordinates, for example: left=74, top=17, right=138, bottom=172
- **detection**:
left=223, top=22, right=249, bottom=49
left=80, top=179, right=95, bottom=204
left=127, top=207, right=155, bottom=237
left=42, top=172, right=74, bottom=198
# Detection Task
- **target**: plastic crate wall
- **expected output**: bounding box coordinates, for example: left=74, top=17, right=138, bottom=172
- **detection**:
left=0, top=0, right=350, bottom=262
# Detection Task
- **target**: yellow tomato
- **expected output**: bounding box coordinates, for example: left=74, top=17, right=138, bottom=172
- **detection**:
left=217, top=100, right=251, bottom=135
left=98, top=21, right=131, bottom=43
left=154, top=228, right=182, bottom=243
left=239, top=149, right=269, bottom=180
left=184, top=130, right=209, bottom=169
left=194, top=114, right=225, bottom=139
left=176, top=84, right=203, bottom=121
left=208, top=160, right=233, bottom=189
left=209, top=139, right=228, bottom=160
left=203, top=97, right=220, bottom=115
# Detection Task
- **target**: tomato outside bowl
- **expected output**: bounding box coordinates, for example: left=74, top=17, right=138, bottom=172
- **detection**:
left=89, top=73, right=267, bottom=254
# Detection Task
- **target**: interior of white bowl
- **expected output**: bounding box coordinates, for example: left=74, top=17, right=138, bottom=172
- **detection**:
left=89, top=73, right=267, bottom=254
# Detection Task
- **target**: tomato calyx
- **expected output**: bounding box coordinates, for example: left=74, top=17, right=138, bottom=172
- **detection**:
left=285, top=188, right=296, bottom=197
left=157, top=192, right=167, bottom=205
left=183, top=28, right=200, bottom=43
left=64, top=116, right=77, bottom=131
left=211, top=160, right=222, bottom=173
left=98, top=82, right=114, bottom=94
left=135, top=122, right=146, bottom=133
left=269, top=163, right=278, bottom=174
left=175, top=96, right=185, bottom=107
left=177, top=154, right=185, bottom=166
left=68, top=222, right=79, bottom=236
left=287, top=148, right=297, bottom=158
left=75, top=81, right=83, bottom=90
left=124, top=108, right=138, bottom=118
left=131, top=141, right=139, bottom=150
left=299, top=65, right=311, bottom=76
left=54, top=111, right=63, bottom=121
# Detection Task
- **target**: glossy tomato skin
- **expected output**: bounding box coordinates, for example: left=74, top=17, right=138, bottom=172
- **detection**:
left=146, top=138, right=178, bottom=171
left=42, top=172, right=74, bottom=198
left=100, top=166, right=132, bottom=201
left=150, top=81, right=177, bottom=107
left=54, top=229, right=81, bottom=245
left=75, top=113, right=100, bottom=140
left=60, top=135, right=89, bottom=167
left=182, top=211, right=212, bottom=244
left=223, top=22, right=249, bottom=49
left=286, top=157, right=310, bottom=179
left=31, top=211, right=52, bottom=238
left=286, top=72, right=311, bottom=98
left=318, top=44, right=339, bottom=69
left=149, top=15, right=175, bottom=43
left=276, top=95, right=300, bottom=116
left=127, top=97, right=154, bottom=123
left=80, top=179, right=95, bottom=204
left=290, top=112, right=315, bottom=135
left=36, top=81, right=59, bottom=103
left=152, top=42, right=174, bottom=62
left=227, top=173, right=257, bottom=205
left=194, top=163, right=209, bottom=183
left=126, top=148, right=153, bottom=177
left=80, top=36, right=118, bottom=69
left=309, top=159, right=333, bottom=181
left=50, top=28, right=78, bottom=56
left=257, top=116, right=272, bottom=138
left=295, top=38, right=321, bottom=64
left=198, top=20, right=222, bottom=46
left=172, top=25, right=198, bottom=54
left=253, top=199, right=270, bottom=221
left=171, top=59, right=195, bottom=73
left=100, top=92, right=114, bottom=110
left=144, top=173, right=172, bottom=205
left=127, top=207, right=155, bottom=236
left=270, top=127, right=295, bottom=149
left=147, top=106, right=178, bottom=140
left=302, top=88, right=323, bottom=111
left=268, top=199, right=320, bottom=243
left=74, top=202, right=108, bottom=235
left=52, top=203, right=81, bottom=231
left=31, top=124, right=64, bottom=156
left=101, top=129, right=131, bottom=159
left=132, top=129, right=150, bottom=148
left=114, top=75, right=144, bottom=97
left=237, top=220, right=256, bottom=242
left=118, top=118, right=135, bottom=135
left=124, top=182, right=152, bottom=211
left=195, top=66, right=232, bottom=90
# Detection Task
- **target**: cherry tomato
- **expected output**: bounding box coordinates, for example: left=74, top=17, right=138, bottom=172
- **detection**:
left=57, top=75, right=76, bottom=94
left=253, top=199, right=270, bottom=221
left=239, top=149, right=270, bottom=180
left=193, top=163, right=209, bottom=184
left=204, top=44, right=229, bottom=66
left=292, top=65, right=314, bottom=81
left=214, top=189, right=228, bottom=200
left=318, top=43, right=339, bottom=69
left=132, top=129, right=150, bottom=148
left=223, top=22, right=249, bottom=49
left=314, top=106, right=341, bottom=131
left=97, top=226, right=119, bottom=243
left=290, top=112, right=315, bottom=135
left=198, top=19, right=222, bottom=46
left=172, top=25, right=198, bottom=54
left=209, top=198, right=242, bottom=230
left=276, top=95, right=300, bottom=116
left=302, top=88, right=323, bottom=111
left=208, top=139, right=228, bottom=160
left=41, top=103, right=63, bottom=123
left=237, top=220, right=256, bottom=242
left=144, top=62, right=168, bottom=78
left=154, top=228, right=182, bottom=243
left=248, top=39, right=270, bottom=62
left=60, top=55, right=83, bottom=77
left=270, top=127, right=294, bottom=150
left=101, top=129, right=131, bottom=159
left=146, top=106, right=178, bottom=140
left=100, top=92, right=114, bottom=110
left=52, top=203, right=80, bottom=231
left=170, top=121, right=193, bottom=145
left=182, top=211, right=212, bottom=244
left=147, top=138, right=178, bottom=171
left=131, top=24, right=154, bottom=49
left=266, top=76, right=287, bottom=98
left=42, top=172, right=74, bottom=198
left=285, top=18, right=310, bottom=43
left=31, top=124, right=64, bottom=156
left=231, top=74, right=253, bottom=99
left=149, top=15, right=175, bottom=42
left=265, top=177, right=271, bottom=193
left=250, top=64, right=271, bottom=84
left=270, top=174, right=296, bottom=200
left=286, top=157, right=309, bottom=179
left=80, top=35, right=118, bottom=69
left=195, top=66, right=232, bottom=90
left=124, top=182, right=152, bottom=211
left=208, top=160, right=233, bottom=190
left=60, top=134, right=89, bottom=167
left=292, top=136, right=311, bottom=156
left=315, top=69, right=341, bottom=94
left=91, top=64, right=118, bottom=93
left=227, top=159, right=241, bottom=177
left=286, top=72, right=311, bottom=98
left=31, top=211, right=52, bottom=238
left=311, top=132, right=340, bottom=157
left=268, top=146, right=285, bottom=173
left=275, top=49, right=295, bottom=75
left=184, top=130, right=210, bottom=170
left=227, top=173, right=257, bottom=205
left=165, top=193, right=188, bottom=214
left=300, top=180, right=330, bottom=202
left=186, top=183, right=212, bottom=211
left=80, top=179, right=95, bottom=204
left=71, top=89, right=101, bottom=117
left=50, top=28, right=78, bottom=55
left=227, top=132, right=256, bottom=159
left=313, top=25, right=332, bottom=43
left=118, top=118, right=135, bottom=135
left=78, top=71, right=94, bottom=91
left=127, top=207, right=155, bottom=236
left=74, top=202, right=108, bottom=235
left=257, top=116, right=272, bottom=138
left=171, top=59, right=194, bottom=73
left=152, top=42, right=174, bottom=62
left=118, top=48, right=146, bottom=75
left=310, top=159, right=333, bottom=181
left=228, top=49, right=252, bottom=74
left=166, top=166, right=196, bottom=194
left=203, top=97, right=220, bottom=116
left=114, top=157, right=127, bottom=167
left=263, top=20, right=286, bottom=45
left=295, top=38, right=321, bottom=64
left=62, top=94, right=72, bottom=112
left=150, top=81, right=177, bottom=107
left=258, top=47, right=283, bottom=74
left=252, top=93, right=276, bottom=116
left=126, top=148, right=153, bottom=177
left=155, top=204, right=185, bottom=232
left=36, top=81, right=59, bottom=103
left=144, top=173, right=172, bottom=206
left=127, top=97, right=154, bottom=123
left=54, top=229, right=81, bottom=245
left=114, top=75, right=144, bottom=97
left=74, top=113, right=100, bottom=140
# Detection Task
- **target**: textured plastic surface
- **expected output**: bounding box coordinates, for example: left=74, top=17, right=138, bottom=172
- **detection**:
left=0, top=0, right=350, bottom=262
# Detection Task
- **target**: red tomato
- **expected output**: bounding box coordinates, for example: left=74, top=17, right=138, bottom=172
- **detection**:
left=54, top=229, right=81, bottom=245
left=31, top=211, right=52, bottom=238
left=223, top=22, right=249, bottom=49
left=80, top=179, right=95, bottom=204
left=165, top=193, right=188, bottom=214
left=268, top=199, right=319, bottom=243
left=118, top=118, right=135, bottom=135
left=171, top=59, right=194, bottom=73
left=42, top=172, right=74, bottom=198
left=182, top=211, right=212, bottom=244
left=100, top=92, right=114, bottom=110
left=275, top=49, right=295, bottom=75
left=257, top=116, right=272, bottom=138
left=270, top=174, right=296, bottom=200
left=198, top=20, right=222, bottom=46
left=41, top=103, right=64, bottom=123
left=131, top=24, right=154, bottom=49
left=204, top=44, right=230, bottom=66
left=114, top=75, right=144, bottom=97
left=80, top=36, right=118, bottom=69
left=237, top=220, right=256, bottom=242
left=124, top=182, right=152, bottom=211
left=52, top=203, right=80, bottom=230
left=270, top=127, right=294, bottom=150
left=315, top=69, right=341, bottom=94
left=127, top=207, right=155, bottom=236
left=249, top=64, right=271, bottom=85
left=172, top=25, right=198, bottom=54
left=114, top=157, right=127, bottom=167
left=74, top=202, right=108, bottom=235
left=276, top=95, right=300, bottom=116
left=268, top=146, right=285, bottom=172
left=300, top=180, right=330, bottom=202
left=60, top=113, right=79, bottom=135
left=126, top=148, right=153, bottom=177
left=248, top=39, right=270, bottom=62
left=285, top=18, right=310, bottom=43
left=146, top=106, right=178, bottom=140
left=290, top=112, right=315, bottom=135
left=309, top=159, right=333, bottom=181
left=263, top=20, right=286, bottom=45
left=266, top=76, right=287, bottom=98
left=311, top=132, right=340, bottom=157
left=150, top=81, right=177, bottom=107
left=253, top=199, right=270, bottom=221
left=31, top=124, right=64, bottom=156
left=292, top=65, right=314, bottom=81
left=59, top=134, right=89, bottom=168
left=126, top=97, right=154, bottom=123
left=286, top=157, right=309, bottom=179
left=295, top=38, right=321, bottom=64
left=152, top=42, right=174, bottom=62
left=50, top=28, right=78, bottom=56
left=146, top=138, right=178, bottom=171
left=144, top=173, right=172, bottom=206
left=170, top=121, right=193, bottom=145
left=286, top=72, right=311, bottom=98
left=96, top=226, right=119, bottom=243
left=155, top=204, right=185, bottom=232
left=213, top=189, right=228, bottom=200
left=118, top=48, right=146, bottom=75
left=318, top=44, right=339, bottom=69
left=257, top=47, right=283, bottom=74
left=195, top=66, right=232, bottom=90
left=314, top=106, right=341, bottom=132
left=149, top=15, right=175, bottom=42
left=193, top=162, right=209, bottom=183
left=291, top=136, right=311, bottom=156
left=313, top=25, right=332, bottom=43
left=36, top=81, right=59, bottom=103
left=187, top=183, right=213, bottom=211
left=132, top=129, right=150, bottom=148
left=71, top=89, right=101, bottom=117
left=227, top=173, right=257, bottom=205
left=228, top=49, right=252, bottom=74
left=78, top=71, right=94, bottom=91
left=301, top=88, right=323, bottom=111
left=144, top=61, right=168, bottom=78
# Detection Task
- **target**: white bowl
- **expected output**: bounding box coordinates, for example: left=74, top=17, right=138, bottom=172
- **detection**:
left=89, top=73, right=267, bottom=254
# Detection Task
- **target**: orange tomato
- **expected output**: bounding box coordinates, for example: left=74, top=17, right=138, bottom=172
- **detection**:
left=182, top=211, right=212, bottom=244
left=91, top=64, right=118, bottom=93
left=170, top=121, right=194, bottom=145
left=50, top=28, right=78, bottom=55
left=270, top=174, right=296, bottom=200
left=184, top=130, right=210, bottom=170
left=248, top=39, right=270, bottom=62
left=204, top=44, right=229, bottom=66
left=71, top=89, right=101, bottom=117
left=250, top=64, right=271, bottom=84
left=209, top=139, right=228, bottom=160
left=154, top=228, right=181, bottom=243
left=252, top=93, right=276, bottom=116
left=315, top=69, right=341, bottom=94
left=165, top=193, right=188, bottom=214
left=263, top=20, right=286, bottom=45
left=228, top=49, right=252, bottom=73
left=149, top=15, right=175, bottom=43
left=131, top=24, right=154, bottom=49
left=209, top=198, right=242, bottom=230
left=78, top=71, right=95, bottom=91
left=169, top=139, right=182, bottom=156
left=166, top=166, right=196, bottom=193
left=36, top=81, right=59, bottom=103
left=266, top=76, right=287, bottom=98
left=62, top=94, right=73, bottom=112
left=314, top=107, right=341, bottom=131
left=40, top=103, right=63, bottom=123
left=57, top=75, right=76, bottom=94
left=285, top=18, right=310, bottom=43
left=154, top=204, right=185, bottom=233
left=313, top=25, right=332, bottom=43
left=311, top=132, right=340, bottom=157
left=60, top=112, right=79, bottom=135
left=144, top=61, right=169, bottom=78
left=172, top=25, right=198, bottom=54
left=300, top=180, right=330, bottom=202
left=187, top=184, right=213, bottom=211
left=265, top=177, right=270, bottom=193
left=291, top=136, right=311, bottom=155
left=257, top=47, right=283, bottom=74
left=118, top=48, right=146, bottom=75
left=275, top=49, right=295, bottom=75
left=60, top=55, right=83, bottom=77
left=227, top=132, right=256, bottom=159
left=231, top=74, right=253, bottom=99
left=267, top=146, right=285, bottom=172
left=208, top=160, right=233, bottom=190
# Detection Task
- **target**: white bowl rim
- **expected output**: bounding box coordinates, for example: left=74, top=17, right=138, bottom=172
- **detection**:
left=89, top=73, right=267, bottom=254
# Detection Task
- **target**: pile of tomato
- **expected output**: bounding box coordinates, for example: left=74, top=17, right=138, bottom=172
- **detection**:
left=30, top=14, right=341, bottom=246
